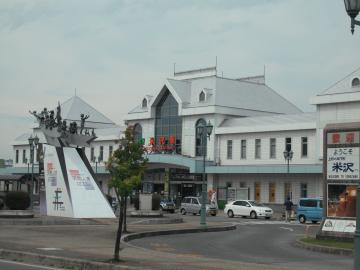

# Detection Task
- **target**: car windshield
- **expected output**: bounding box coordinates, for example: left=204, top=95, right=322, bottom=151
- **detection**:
left=249, top=201, right=264, bottom=207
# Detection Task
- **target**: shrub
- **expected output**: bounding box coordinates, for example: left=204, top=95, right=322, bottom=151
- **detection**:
left=5, top=191, right=30, bottom=210
left=152, top=193, right=161, bottom=211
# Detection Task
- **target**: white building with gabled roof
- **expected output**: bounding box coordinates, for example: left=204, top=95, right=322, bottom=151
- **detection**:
left=7, top=95, right=124, bottom=198
left=124, top=65, right=360, bottom=208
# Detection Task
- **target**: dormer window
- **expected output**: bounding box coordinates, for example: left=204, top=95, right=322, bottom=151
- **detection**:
left=199, top=91, right=205, bottom=102
left=142, top=98, right=147, bottom=108
left=352, top=77, right=360, bottom=87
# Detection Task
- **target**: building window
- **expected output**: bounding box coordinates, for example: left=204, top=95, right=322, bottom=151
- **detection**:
left=227, top=140, right=233, bottom=159
left=300, top=183, right=308, bottom=198
left=16, top=150, right=19, bottom=164
left=269, top=182, right=276, bottom=203
left=255, top=139, right=261, bottom=159
left=241, top=139, right=246, bottom=159
left=22, top=149, right=27, bottom=164
left=134, top=124, right=143, bottom=144
left=109, top=145, right=113, bottom=158
left=195, top=119, right=207, bottom=156
left=352, top=77, right=360, bottom=87
left=155, top=89, right=182, bottom=154
left=199, top=91, right=205, bottom=102
left=270, top=138, right=276, bottom=159
left=142, top=98, right=147, bottom=108
left=301, top=137, right=308, bottom=157
left=99, top=146, right=104, bottom=161
left=90, top=147, right=94, bottom=162
left=285, top=137, right=292, bottom=152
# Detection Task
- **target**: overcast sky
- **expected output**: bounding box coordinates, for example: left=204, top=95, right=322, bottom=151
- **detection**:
left=1, top=0, right=360, bottom=158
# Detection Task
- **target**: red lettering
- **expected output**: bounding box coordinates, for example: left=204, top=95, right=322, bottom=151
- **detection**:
left=332, top=133, right=340, bottom=144
left=346, top=132, right=355, bottom=143
left=149, top=137, right=155, bottom=146
left=169, top=135, right=176, bottom=145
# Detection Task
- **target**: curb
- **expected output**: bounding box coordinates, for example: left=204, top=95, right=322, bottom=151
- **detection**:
left=0, top=249, right=143, bottom=270
left=123, top=224, right=237, bottom=242
left=129, top=218, right=183, bottom=225
left=294, top=239, right=353, bottom=256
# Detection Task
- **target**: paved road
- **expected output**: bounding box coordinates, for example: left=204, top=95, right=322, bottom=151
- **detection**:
left=131, top=220, right=353, bottom=270
left=0, top=259, right=65, bottom=270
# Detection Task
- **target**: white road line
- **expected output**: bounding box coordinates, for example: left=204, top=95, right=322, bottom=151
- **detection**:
left=279, top=226, right=294, bottom=232
left=0, top=259, right=64, bottom=269
left=36, top=247, right=63, bottom=251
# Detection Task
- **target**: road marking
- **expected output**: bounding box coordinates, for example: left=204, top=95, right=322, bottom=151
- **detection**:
left=0, top=259, right=64, bottom=269
left=37, top=247, right=63, bottom=251
left=279, top=227, right=294, bottom=232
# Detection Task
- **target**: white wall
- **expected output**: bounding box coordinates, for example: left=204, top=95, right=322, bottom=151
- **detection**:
left=218, top=129, right=317, bottom=166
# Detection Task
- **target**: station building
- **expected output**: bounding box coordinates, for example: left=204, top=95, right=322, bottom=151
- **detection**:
left=125, top=66, right=360, bottom=207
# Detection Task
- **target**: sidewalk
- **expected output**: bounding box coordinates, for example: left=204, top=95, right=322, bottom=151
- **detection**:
left=0, top=215, right=301, bottom=270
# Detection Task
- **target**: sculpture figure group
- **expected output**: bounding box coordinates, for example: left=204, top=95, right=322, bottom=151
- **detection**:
left=30, top=103, right=94, bottom=136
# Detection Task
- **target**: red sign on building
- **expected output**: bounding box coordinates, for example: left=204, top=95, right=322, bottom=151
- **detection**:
left=169, top=135, right=176, bottom=145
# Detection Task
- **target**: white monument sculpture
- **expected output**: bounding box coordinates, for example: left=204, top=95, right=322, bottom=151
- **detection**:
left=30, top=99, right=115, bottom=218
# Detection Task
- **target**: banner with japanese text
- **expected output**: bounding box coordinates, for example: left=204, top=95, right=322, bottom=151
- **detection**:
left=327, top=147, right=359, bottom=180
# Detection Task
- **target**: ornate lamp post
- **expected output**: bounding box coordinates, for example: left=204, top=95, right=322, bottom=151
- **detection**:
left=283, top=149, right=293, bottom=174
left=344, top=0, right=360, bottom=34
left=197, top=121, right=213, bottom=226
left=28, top=135, right=39, bottom=210
left=93, top=156, right=100, bottom=174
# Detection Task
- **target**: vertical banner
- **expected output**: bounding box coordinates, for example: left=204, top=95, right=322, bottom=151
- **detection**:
left=44, top=145, right=74, bottom=217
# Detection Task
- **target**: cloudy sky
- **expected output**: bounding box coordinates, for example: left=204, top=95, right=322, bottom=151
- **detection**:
left=1, top=0, right=360, bottom=158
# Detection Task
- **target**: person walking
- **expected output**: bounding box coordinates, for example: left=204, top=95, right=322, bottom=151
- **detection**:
left=284, top=197, right=293, bottom=222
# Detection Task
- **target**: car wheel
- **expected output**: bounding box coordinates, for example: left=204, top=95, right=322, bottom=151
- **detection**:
left=193, top=212, right=197, bottom=216
left=227, top=210, right=234, bottom=218
left=180, top=208, right=186, bottom=215
left=250, top=211, right=257, bottom=219
left=265, top=217, right=271, bottom=220
left=311, top=220, right=317, bottom=224
left=211, top=213, right=216, bottom=216
left=299, top=215, right=306, bottom=224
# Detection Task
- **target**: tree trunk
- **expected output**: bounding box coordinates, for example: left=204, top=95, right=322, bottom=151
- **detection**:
left=114, top=195, right=125, bottom=261
left=123, top=196, right=128, bottom=233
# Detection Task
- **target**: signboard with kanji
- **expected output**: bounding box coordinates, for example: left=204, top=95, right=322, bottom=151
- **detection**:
left=327, top=147, right=359, bottom=180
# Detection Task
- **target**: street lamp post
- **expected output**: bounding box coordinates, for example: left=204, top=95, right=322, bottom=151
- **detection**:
left=28, top=135, right=39, bottom=210
left=343, top=3, right=360, bottom=268
left=344, top=0, right=360, bottom=34
left=197, top=121, right=213, bottom=226
left=283, top=149, right=293, bottom=174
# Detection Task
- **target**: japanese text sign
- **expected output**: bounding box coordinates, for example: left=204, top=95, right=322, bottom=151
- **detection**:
left=327, top=147, right=359, bottom=180
left=327, top=132, right=360, bottom=145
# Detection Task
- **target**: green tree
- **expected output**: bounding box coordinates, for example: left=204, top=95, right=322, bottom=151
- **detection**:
left=106, top=127, right=147, bottom=262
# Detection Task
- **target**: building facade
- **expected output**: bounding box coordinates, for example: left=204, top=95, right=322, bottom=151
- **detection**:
left=125, top=66, right=360, bottom=207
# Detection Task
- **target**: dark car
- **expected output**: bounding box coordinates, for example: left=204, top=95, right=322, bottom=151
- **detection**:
left=160, top=199, right=176, bottom=213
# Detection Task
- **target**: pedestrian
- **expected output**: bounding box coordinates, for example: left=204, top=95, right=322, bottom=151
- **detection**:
left=284, top=197, right=293, bottom=222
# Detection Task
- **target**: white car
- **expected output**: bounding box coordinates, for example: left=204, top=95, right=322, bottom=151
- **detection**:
left=224, top=200, right=273, bottom=219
